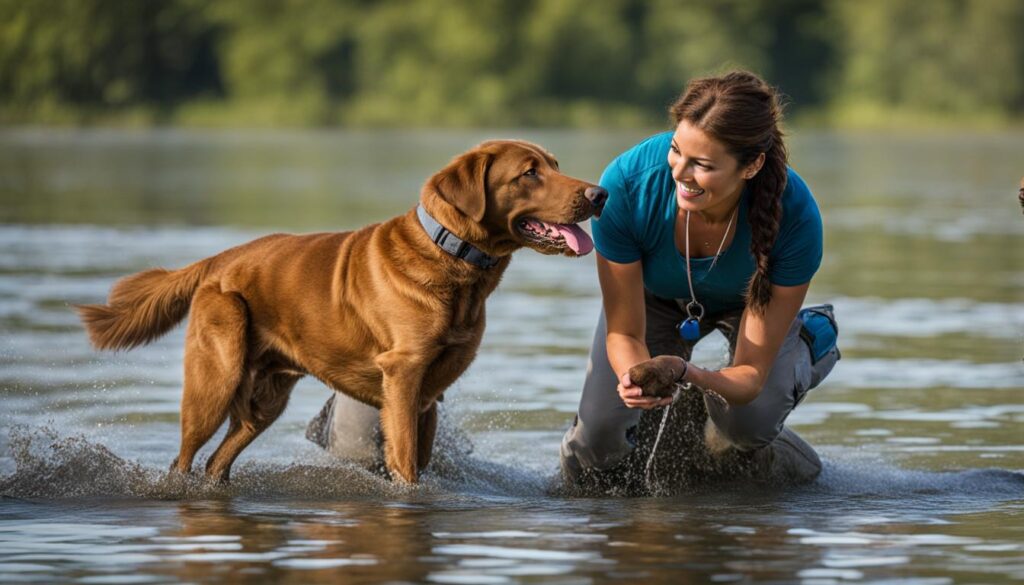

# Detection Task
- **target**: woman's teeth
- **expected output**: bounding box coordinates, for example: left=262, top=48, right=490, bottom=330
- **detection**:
left=679, top=182, right=704, bottom=195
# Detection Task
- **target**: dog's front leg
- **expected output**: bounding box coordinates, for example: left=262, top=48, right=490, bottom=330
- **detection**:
left=376, top=350, right=428, bottom=484
left=417, top=401, right=438, bottom=472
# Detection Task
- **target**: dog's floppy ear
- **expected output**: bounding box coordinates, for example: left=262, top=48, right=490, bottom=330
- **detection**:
left=433, top=151, right=492, bottom=222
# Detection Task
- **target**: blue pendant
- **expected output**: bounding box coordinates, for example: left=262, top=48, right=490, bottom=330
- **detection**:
left=679, top=317, right=701, bottom=341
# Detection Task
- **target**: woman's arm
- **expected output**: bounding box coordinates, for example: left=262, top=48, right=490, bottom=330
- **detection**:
left=616, top=281, right=809, bottom=408
left=684, top=282, right=808, bottom=405
left=597, top=254, right=675, bottom=409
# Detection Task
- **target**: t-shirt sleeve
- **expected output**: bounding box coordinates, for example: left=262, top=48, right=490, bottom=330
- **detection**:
left=769, top=172, right=823, bottom=286
left=591, top=158, right=643, bottom=264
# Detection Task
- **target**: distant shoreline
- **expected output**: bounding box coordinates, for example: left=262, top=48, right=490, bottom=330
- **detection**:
left=2, top=104, right=1021, bottom=133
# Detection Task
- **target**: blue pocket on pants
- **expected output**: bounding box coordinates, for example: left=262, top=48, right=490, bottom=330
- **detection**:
left=798, top=304, right=838, bottom=364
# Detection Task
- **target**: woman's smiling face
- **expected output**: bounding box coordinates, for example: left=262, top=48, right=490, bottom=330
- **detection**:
left=668, top=120, right=762, bottom=218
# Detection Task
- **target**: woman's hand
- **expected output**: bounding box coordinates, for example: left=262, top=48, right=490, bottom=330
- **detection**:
left=617, top=368, right=677, bottom=409
left=628, top=355, right=688, bottom=397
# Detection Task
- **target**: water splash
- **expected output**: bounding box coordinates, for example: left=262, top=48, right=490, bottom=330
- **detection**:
left=0, top=420, right=552, bottom=501
left=2, top=426, right=160, bottom=498
left=2, top=423, right=1021, bottom=505
left=814, top=454, right=1024, bottom=500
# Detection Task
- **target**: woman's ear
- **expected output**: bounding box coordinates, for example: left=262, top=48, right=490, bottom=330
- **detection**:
left=744, top=152, right=766, bottom=180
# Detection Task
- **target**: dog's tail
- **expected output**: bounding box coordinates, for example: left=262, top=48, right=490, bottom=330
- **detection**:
left=76, top=259, right=212, bottom=351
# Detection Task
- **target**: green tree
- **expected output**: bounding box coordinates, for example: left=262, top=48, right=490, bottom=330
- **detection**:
left=205, top=0, right=357, bottom=124
left=0, top=0, right=215, bottom=115
left=636, top=0, right=772, bottom=106
left=1, top=0, right=1021, bottom=127
left=342, top=0, right=519, bottom=126
left=828, top=0, right=1024, bottom=120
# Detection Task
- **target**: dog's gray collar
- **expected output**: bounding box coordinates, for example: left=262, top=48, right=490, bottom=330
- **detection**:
left=416, top=205, right=499, bottom=269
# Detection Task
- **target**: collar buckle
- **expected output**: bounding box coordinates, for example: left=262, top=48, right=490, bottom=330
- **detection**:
left=417, top=205, right=499, bottom=269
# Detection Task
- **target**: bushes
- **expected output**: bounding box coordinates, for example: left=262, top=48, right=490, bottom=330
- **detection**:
left=1, top=0, right=1021, bottom=127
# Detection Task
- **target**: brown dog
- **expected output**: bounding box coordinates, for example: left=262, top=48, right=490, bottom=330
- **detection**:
left=78, top=140, right=606, bottom=484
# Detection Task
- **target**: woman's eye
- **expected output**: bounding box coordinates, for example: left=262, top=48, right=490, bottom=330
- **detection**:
left=523, top=168, right=537, bottom=177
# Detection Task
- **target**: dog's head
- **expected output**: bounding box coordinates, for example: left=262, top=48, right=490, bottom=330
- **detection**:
left=424, top=140, right=606, bottom=257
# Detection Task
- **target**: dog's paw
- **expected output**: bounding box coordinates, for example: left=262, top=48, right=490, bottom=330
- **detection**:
left=628, top=356, right=687, bottom=398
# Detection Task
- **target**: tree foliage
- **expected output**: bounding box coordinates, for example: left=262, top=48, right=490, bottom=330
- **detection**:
left=0, top=0, right=1020, bottom=126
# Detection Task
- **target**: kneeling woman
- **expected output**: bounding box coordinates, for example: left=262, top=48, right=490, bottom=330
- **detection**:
left=560, top=71, right=839, bottom=492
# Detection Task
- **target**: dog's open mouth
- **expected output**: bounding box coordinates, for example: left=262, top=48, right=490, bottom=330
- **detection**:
left=517, top=218, right=594, bottom=255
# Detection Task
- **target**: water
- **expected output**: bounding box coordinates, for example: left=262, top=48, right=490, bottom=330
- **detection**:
left=1, top=129, right=1022, bottom=583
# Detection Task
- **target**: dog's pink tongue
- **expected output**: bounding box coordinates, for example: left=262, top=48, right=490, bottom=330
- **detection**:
left=555, top=224, right=594, bottom=255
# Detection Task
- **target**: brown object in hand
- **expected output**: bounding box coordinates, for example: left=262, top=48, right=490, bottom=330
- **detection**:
left=77, top=140, right=606, bottom=484
left=629, top=356, right=688, bottom=398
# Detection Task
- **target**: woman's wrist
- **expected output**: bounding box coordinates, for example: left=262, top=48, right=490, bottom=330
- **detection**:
left=676, top=356, right=689, bottom=383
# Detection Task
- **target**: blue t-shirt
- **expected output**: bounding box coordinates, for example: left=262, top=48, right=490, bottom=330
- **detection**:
left=592, top=131, right=823, bottom=315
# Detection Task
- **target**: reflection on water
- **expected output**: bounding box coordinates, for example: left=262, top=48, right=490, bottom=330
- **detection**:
left=2, top=467, right=1022, bottom=584
left=1, top=129, right=1022, bottom=583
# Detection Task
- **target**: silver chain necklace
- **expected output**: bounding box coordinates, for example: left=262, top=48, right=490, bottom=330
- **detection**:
left=645, top=203, right=738, bottom=494
left=678, top=205, right=738, bottom=341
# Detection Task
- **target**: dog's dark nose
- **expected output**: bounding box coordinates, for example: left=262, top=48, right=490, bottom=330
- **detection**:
left=585, top=186, right=608, bottom=216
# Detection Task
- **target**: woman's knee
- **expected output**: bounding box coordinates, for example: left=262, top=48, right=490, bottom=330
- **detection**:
left=306, top=393, right=381, bottom=462
left=561, top=409, right=638, bottom=471
left=707, top=397, right=785, bottom=451
left=707, top=317, right=810, bottom=451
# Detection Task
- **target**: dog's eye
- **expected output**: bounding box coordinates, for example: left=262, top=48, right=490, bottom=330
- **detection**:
left=523, top=168, right=537, bottom=177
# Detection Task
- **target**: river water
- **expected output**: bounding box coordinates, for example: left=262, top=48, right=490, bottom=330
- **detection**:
left=0, top=129, right=1021, bottom=584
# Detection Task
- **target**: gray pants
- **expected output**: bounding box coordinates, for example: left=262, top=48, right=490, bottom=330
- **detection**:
left=306, top=392, right=382, bottom=464
left=560, top=290, right=839, bottom=476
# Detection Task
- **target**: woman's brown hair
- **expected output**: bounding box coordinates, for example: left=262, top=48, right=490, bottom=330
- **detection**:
left=669, top=70, right=788, bottom=314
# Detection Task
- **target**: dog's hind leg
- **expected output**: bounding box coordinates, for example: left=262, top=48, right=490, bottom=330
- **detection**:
left=170, top=286, right=248, bottom=476
left=204, top=371, right=299, bottom=482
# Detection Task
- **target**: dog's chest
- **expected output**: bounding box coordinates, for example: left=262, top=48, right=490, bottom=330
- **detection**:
left=440, top=290, right=487, bottom=340
left=421, top=336, right=481, bottom=400
left=418, top=294, right=488, bottom=396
